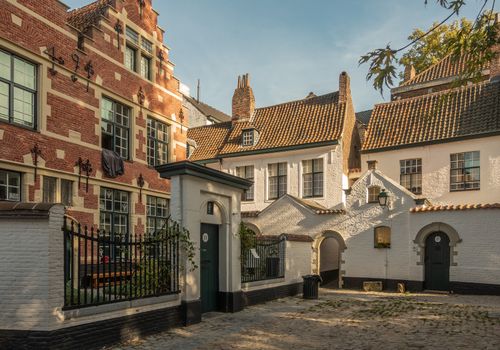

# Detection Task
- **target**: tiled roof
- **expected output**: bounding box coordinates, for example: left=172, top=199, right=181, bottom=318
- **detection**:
left=188, top=92, right=346, bottom=161
left=185, top=96, right=231, bottom=123
left=363, top=81, right=500, bottom=151
left=400, top=53, right=490, bottom=87
left=410, top=203, right=500, bottom=213
left=291, top=196, right=345, bottom=215
left=67, top=0, right=111, bottom=33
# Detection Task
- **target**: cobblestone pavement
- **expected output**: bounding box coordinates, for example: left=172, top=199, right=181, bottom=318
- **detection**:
left=112, top=289, right=500, bottom=350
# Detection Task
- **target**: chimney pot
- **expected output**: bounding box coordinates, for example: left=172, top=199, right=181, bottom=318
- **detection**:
left=367, top=160, right=378, bottom=170
left=339, top=71, right=351, bottom=103
left=403, top=65, right=416, bottom=82
left=232, top=73, right=255, bottom=122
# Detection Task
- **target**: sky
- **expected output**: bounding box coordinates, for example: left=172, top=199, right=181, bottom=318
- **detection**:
left=64, top=0, right=497, bottom=114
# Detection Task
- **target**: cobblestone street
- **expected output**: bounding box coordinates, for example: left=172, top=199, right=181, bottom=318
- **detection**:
left=112, top=289, right=500, bottom=350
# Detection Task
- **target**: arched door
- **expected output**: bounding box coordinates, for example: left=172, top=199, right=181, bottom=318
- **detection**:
left=319, top=237, right=340, bottom=287
left=425, top=232, right=450, bottom=291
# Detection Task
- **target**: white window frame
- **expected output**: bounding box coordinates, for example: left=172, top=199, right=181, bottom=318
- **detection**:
left=0, top=169, right=22, bottom=201
left=125, top=26, right=154, bottom=81
left=242, top=129, right=254, bottom=146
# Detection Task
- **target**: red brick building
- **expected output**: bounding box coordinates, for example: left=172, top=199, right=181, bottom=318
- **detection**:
left=0, top=0, right=187, bottom=239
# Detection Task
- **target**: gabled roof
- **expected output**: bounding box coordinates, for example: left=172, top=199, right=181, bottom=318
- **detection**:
left=67, top=0, right=111, bottom=33
left=363, top=80, right=500, bottom=152
left=184, top=96, right=231, bottom=123
left=399, top=53, right=490, bottom=88
left=187, top=92, right=346, bottom=161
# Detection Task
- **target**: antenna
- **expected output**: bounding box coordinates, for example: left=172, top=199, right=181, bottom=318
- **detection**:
left=197, top=79, right=200, bottom=102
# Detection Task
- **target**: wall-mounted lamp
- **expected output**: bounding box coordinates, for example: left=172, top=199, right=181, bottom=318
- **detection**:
left=378, top=189, right=389, bottom=208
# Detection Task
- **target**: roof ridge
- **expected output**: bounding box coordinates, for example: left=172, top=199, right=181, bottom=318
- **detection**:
left=185, top=96, right=231, bottom=117
left=400, top=53, right=456, bottom=87
left=188, top=121, right=232, bottom=131
left=375, top=80, right=490, bottom=108
left=256, top=91, right=339, bottom=111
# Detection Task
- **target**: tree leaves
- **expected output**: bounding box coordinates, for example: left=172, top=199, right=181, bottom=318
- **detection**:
left=360, top=0, right=498, bottom=94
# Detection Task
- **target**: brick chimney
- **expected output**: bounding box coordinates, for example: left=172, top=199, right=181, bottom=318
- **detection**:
left=403, top=65, right=416, bottom=82
left=232, top=73, right=255, bottom=122
left=490, top=13, right=500, bottom=82
left=338, top=71, right=351, bottom=103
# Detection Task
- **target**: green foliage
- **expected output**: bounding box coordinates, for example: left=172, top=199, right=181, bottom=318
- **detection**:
left=399, top=18, right=472, bottom=78
left=360, top=0, right=499, bottom=94
left=238, top=222, right=256, bottom=255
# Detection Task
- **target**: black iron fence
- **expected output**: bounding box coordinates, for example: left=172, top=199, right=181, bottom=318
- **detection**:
left=63, top=218, right=180, bottom=310
left=241, top=235, right=286, bottom=283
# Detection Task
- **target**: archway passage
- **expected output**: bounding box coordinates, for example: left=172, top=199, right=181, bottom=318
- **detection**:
left=319, top=237, right=341, bottom=287
left=425, top=232, right=450, bottom=291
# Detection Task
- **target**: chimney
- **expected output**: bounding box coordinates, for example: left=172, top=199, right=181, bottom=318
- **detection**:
left=403, top=65, right=416, bottom=82
left=367, top=160, right=378, bottom=170
left=338, top=71, right=351, bottom=103
left=490, top=13, right=500, bottom=82
left=232, top=73, right=255, bottom=122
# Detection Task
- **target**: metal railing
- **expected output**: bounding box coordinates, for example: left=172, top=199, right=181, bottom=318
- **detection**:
left=63, top=218, right=180, bottom=310
left=241, top=235, right=286, bottom=283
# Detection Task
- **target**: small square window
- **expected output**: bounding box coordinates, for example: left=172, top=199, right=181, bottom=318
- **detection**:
left=242, top=130, right=254, bottom=146
left=367, top=186, right=381, bottom=203
left=374, top=226, right=391, bottom=248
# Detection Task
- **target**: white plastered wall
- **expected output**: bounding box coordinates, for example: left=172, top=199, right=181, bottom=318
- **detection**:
left=209, top=144, right=344, bottom=212
left=169, top=174, right=243, bottom=302
left=361, top=135, right=500, bottom=205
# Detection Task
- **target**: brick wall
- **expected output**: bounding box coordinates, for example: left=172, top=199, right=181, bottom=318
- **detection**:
left=0, top=0, right=188, bottom=228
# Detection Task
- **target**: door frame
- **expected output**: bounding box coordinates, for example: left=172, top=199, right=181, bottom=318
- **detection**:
left=424, top=231, right=451, bottom=291
left=314, top=231, right=346, bottom=288
left=200, top=223, right=220, bottom=313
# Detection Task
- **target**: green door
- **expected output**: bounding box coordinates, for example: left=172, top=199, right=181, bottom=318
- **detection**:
left=200, top=224, right=219, bottom=313
left=425, top=232, right=450, bottom=291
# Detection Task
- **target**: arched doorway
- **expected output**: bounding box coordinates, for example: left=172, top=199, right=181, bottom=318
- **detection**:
left=414, top=222, right=461, bottom=292
left=320, top=238, right=340, bottom=287
left=424, top=232, right=450, bottom=291
left=316, top=231, right=346, bottom=288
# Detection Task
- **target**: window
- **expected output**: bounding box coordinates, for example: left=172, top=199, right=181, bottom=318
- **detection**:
left=0, top=50, right=37, bottom=128
left=100, top=188, right=129, bottom=260
left=147, top=117, right=169, bottom=166
left=125, top=45, right=136, bottom=71
left=207, top=201, right=214, bottom=215
left=125, top=27, right=153, bottom=81
left=242, top=129, right=254, bottom=146
left=374, top=226, right=391, bottom=248
left=141, top=38, right=153, bottom=54
left=42, top=177, right=73, bottom=205
left=140, top=55, right=151, bottom=80
left=43, top=176, right=57, bottom=203
left=101, top=97, right=130, bottom=159
left=450, top=151, right=480, bottom=191
left=268, top=162, right=287, bottom=199
left=146, top=195, right=169, bottom=234
left=236, top=165, right=254, bottom=201
left=0, top=169, right=21, bottom=201
left=125, top=27, right=139, bottom=45
left=400, top=158, right=422, bottom=194
left=61, top=179, right=73, bottom=206
left=302, top=159, right=323, bottom=198
left=367, top=186, right=381, bottom=203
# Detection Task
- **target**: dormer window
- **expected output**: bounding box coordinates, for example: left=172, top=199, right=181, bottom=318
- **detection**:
left=242, top=128, right=257, bottom=146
